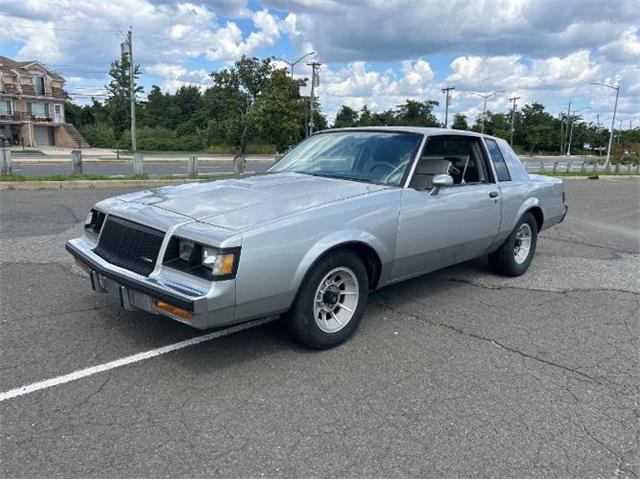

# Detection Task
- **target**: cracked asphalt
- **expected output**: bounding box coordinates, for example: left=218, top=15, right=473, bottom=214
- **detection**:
left=1, top=179, right=638, bottom=478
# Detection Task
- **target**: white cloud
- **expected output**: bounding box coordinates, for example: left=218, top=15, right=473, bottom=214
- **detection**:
left=204, top=9, right=280, bottom=60
left=264, top=0, right=640, bottom=62
left=597, top=28, right=640, bottom=64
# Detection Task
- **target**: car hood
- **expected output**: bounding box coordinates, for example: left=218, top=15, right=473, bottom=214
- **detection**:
left=117, top=172, right=389, bottom=231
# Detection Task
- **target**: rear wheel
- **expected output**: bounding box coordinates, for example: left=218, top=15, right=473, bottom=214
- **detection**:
left=488, top=212, right=538, bottom=276
left=286, top=250, right=369, bottom=349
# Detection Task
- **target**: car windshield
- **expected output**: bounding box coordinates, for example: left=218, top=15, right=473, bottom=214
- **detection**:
left=268, top=131, right=422, bottom=186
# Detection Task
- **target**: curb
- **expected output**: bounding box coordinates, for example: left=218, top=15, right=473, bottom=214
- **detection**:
left=0, top=179, right=206, bottom=191
left=556, top=175, right=639, bottom=180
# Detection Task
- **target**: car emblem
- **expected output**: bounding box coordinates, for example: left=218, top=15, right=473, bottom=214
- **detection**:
left=141, top=256, right=154, bottom=263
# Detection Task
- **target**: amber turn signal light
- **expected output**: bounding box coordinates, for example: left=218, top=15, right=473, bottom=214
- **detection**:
left=154, top=300, right=193, bottom=321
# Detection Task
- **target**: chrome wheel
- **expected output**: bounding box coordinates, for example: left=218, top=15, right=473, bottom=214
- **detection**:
left=313, top=267, right=359, bottom=333
left=514, top=223, right=532, bottom=264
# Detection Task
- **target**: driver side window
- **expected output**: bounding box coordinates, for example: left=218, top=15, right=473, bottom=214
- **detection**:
left=410, top=136, right=489, bottom=189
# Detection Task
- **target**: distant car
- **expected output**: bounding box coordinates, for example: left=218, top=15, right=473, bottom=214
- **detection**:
left=66, top=127, right=567, bottom=349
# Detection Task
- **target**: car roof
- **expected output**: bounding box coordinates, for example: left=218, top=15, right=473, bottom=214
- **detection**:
left=319, top=126, right=493, bottom=140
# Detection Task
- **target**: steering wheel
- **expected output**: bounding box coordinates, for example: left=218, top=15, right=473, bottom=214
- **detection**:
left=448, top=165, right=461, bottom=175
left=369, top=162, right=396, bottom=176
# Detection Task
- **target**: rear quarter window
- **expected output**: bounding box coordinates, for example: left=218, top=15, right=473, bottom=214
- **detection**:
left=484, top=138, right=511, bottom=182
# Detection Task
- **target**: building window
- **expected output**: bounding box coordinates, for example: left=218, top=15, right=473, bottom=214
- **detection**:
left=31, top=103, right=46, bottom=118
left=0, top=100, right=12, bottom=116
left=32, top=76, right=45, bottom=95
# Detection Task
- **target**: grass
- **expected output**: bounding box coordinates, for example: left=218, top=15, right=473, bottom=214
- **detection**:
left=10, top=149, right=44, bottom=154
left=106, top=144, right=278, bottom=156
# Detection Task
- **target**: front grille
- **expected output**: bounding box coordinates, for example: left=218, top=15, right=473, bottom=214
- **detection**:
left=94, top=216, right=165, bottom=276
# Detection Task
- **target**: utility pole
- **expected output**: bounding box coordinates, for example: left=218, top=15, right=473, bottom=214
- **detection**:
left=567, top=114, right=575, bottom=156
left=596, top=113, right=601, bottom=156
left=469, top=91, right=504, bottom=133
left=441, top=86, right=455, bottom=128
left=559, top=112, right=564, bottom=154
left=562, top=99, right=571, bottom=154
left=509, top=96, right=521, bottom=146
left=127, top=27, right=137, bottom=152
left=591, top=82, right=619, bottom=170
left=307, top=62, right=321, bottom=135
left=566, top=106, right=590, bottom=156
left=618, top=119, right=623, bottom=144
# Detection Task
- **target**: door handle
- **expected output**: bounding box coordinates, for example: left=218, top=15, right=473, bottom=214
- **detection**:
left=489, top=191, right=499, bottom=198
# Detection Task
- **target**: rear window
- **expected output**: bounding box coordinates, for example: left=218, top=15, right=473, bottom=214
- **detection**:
left=484, top=138, right=511, bottom=182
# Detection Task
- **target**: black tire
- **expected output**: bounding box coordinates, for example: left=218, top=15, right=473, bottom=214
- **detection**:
left=488, top=212, right=538, bottom=277
left=286, top=249, right=369, bottom=349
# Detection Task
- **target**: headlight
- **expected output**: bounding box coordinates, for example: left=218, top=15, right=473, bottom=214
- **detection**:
left=179, top=239, right=195, bottom=261
left=84, top=209, right=105, bottom=235
left=202, top=247, right=237, bottom=276
left=163, top=237, right=240, bottom=280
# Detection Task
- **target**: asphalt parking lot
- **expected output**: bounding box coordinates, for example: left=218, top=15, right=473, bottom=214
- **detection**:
left=1, top=179, right=638, bottom=477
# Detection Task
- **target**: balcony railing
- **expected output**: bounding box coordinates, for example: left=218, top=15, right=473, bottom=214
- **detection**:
left=1, top=87, right=66, bottom=99
left=0, top=111, right=56, bottom=123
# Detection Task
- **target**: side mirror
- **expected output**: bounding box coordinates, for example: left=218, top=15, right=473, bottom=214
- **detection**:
left=430, top=174, right=454, bottom=195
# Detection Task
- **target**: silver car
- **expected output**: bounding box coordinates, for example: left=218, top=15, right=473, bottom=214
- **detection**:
left=66, top=127, right=568, bottom=348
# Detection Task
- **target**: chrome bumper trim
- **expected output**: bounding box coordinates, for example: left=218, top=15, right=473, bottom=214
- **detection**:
left=66, top=239, right=204, bottom=312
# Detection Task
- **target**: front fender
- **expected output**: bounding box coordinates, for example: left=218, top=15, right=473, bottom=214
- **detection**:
left=290, top=229, right=391, bottom=293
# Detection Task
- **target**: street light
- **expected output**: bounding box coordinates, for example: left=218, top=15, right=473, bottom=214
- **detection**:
left=469, top=91, right=504, bottom=133
left=591, top=81, right=620, bottom=169
left=274, top=51, right=315, bottom=77
left=566, top=106, right=590, bottom=156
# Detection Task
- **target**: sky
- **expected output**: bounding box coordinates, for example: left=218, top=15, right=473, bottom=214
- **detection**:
left=1, top=0, right=639, bottom=127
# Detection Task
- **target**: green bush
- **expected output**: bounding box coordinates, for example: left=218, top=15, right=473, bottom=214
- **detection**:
left=620, top=155, right=640, bottom=165
left=79, top=122, right=115, bottom=148
left=136, top=126, right=204, bottom=152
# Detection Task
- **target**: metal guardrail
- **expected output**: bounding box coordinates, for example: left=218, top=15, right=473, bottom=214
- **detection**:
left=524, top=160, right=639, bottom=174
left=7, top=150, right=251, bottom=178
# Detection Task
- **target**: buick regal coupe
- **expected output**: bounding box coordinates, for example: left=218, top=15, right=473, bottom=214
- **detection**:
left=66, top=127, right=568, bottom=349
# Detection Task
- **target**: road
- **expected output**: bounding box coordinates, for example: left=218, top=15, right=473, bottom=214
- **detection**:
left=1, top=180, right=638, bottom=477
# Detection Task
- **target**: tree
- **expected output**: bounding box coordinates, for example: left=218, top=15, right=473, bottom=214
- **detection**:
left=250, top=68, right=304, bottom=152
left=209, top=55, right=272, bottom=157
left=451, top=113, right=469, bottom=130
left=520, top=103, right=555, bottom=152
left=333, top=105, right=359, bottom=128
left=144, top=85, right=170, bottom=128
left=173, top=85, right=203, bottom=127
left=105, top=53, right=142, bottom=145
left=476, top=111, right=511, bottom=141
left=395, top=99, right=439, bottom=126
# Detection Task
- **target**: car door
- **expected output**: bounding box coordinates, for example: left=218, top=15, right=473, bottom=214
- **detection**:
left=391, top=135, right=501, bottom=281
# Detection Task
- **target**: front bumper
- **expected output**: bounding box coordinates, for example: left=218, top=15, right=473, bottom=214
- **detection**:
left=65, top=236, right=236, bottom=329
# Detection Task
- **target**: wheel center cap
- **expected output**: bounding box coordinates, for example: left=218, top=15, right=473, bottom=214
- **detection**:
left=322, top=289, right=340, bottom=307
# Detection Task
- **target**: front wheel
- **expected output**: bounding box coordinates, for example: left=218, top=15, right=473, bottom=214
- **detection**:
left=488, top=212, right=538, bottom=276
left=286, top=250, right=369, bottom=349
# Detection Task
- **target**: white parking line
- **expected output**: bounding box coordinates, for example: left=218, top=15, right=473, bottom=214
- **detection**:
left=0, top=317, right=274, bottom=402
